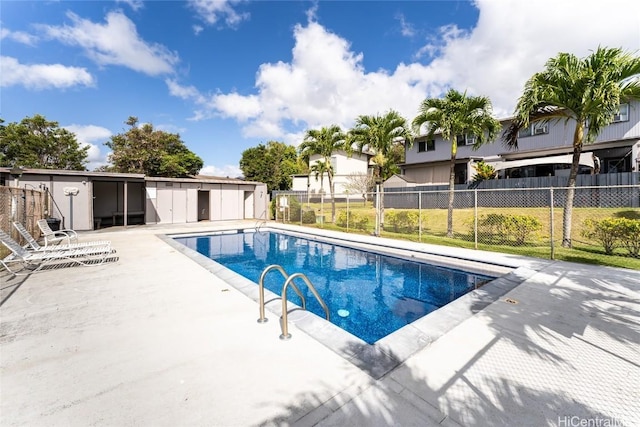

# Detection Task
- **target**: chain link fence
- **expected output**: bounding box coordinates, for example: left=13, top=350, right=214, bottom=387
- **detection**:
left=0, top=187, right=47, bottom=257
left=272, top=185, right=640, bottom=259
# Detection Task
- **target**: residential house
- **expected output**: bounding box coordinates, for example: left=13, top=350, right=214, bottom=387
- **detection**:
left=291, top=150, right=373, bottom=198
left=398, top=101, right=640, bottom=186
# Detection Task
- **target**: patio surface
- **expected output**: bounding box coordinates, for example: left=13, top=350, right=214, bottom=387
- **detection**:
left=1, top=221, right=639, bottom=426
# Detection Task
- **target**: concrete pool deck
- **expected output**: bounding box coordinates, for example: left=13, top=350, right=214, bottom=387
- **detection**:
left=1, top=221, right=639, bottom=426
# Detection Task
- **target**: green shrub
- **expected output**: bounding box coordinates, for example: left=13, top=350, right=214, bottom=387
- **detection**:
left=302, top=210, right=316, bottom=224
left=383, top=210, right=424, bottom=234
left=583, top=217, right=640, bottom=257
left=507, top=215, right=542, bottom=245
left=617, top=218, right=640, bottom=258
left=336, top=210, right=369, bottom=231
left=477, top=213, right=510, bottom=242
left=582, top=218, right=621, bottom=255
left=336, top=210, right=349, bottom=227
left=354, top=214, right=369, bottom=231
left=477, top=213, right=541, bottom=245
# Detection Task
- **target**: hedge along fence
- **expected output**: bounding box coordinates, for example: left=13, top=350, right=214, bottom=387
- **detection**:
left=474, top=213, right=543, bottom=246
left=383, top=210, right=427, bottom=234
left=582, top=217, right=640, bottom=257
left=272, top=185, right=640, bottom=260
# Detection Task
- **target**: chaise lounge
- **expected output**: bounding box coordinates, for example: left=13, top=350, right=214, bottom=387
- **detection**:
left=13, top=222, right=111, bottom=252
left=0, top=230, right=116, bottom=277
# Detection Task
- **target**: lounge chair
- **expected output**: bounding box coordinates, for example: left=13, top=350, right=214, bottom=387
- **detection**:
left=13, top=222, right=110, bottom=251
left=36, top=219, right=79, bottom=247
left=0, top=230, right=116, bottom=277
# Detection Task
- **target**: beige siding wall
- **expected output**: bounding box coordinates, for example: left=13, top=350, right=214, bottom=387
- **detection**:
left=404, top=164, right=450, bottom=185
left=405, top=100, right=640, bottom=167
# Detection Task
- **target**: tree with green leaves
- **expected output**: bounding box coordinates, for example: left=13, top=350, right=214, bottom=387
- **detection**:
left=413, top=89, right=501, bottom=238
left=0, top=115, right=88, bottom=170
left=504, top=47, right=640, bottom=248
left=471, top=161, right=497, bottom=183
left=105, top=117, right=202, bottom=177
left=239, top=140, right=300, bottom=193
left=349, top=110, right=413, bottom=235
left=299, top=125, right=347, bottom=223
left=310, top=160, right=332, bottom=195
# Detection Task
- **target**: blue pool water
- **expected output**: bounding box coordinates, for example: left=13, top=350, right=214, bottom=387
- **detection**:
left=175, top=230, right=495, bottom=344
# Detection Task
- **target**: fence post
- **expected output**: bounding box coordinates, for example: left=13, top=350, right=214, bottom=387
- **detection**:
left=346, top=191, right=350, bottom=231
left=320, top=192, right=324, bottom=227
left=418, top=191, right=422, bottom=242
left=375, top=185, right=381, bottom=236
left=474, top=189, right=478, bottom=250
left=549, top=188, right=555, bottom=260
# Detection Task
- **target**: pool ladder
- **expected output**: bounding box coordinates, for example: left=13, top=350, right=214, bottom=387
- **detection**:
left=255, top=219, right=267, bottom=233
left=257, top=265, right=330, bottom=340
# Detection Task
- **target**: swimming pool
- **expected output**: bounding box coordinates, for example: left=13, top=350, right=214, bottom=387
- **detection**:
left=175, top=229, right=495, bottom=344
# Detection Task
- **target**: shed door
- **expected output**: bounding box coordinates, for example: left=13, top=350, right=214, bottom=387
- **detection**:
left=172, top=189, right=187, bottom=223
left=157, top=188, right=173, bottom=224
left=244, top=191, right=254, bottom=219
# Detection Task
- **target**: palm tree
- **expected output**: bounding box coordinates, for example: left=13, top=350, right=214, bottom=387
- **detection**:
left=310, top=160, right=332, bottom=195
left=299, top=125, right=346, bottom=223
left=413, top=89, right=501, bottom=238
left=349, top=110, right=414, bottom=235
left=503, top=47, right=640, bottom=247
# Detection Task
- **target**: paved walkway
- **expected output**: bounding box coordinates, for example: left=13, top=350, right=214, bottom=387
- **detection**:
left=1, top=222, right=638, bottom=426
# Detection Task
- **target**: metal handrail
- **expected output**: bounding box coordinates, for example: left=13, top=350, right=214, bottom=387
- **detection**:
left=255, top=219, right=267, bottom=233
left=280, top=272, right=330, bottom=340
left=257, top=264, right=306, bottom=323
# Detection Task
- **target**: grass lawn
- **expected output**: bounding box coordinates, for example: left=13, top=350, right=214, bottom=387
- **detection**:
left=281, top=201, right=640, bottom=270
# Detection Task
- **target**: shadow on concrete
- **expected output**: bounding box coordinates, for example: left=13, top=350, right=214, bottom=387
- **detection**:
left=254, top=336, right=620, bottom=426
left=1, top=273, right=29, bottom=307
left=254, top=264, right=639, bottom=426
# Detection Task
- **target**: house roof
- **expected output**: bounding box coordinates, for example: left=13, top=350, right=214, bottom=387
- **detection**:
left=0, top=167, right=145, bottom=179
left=0, top=167, right=265, bottom=186
left=387, top=174, right=416, bottom=183
left=147, top=175, right=262, bottom=185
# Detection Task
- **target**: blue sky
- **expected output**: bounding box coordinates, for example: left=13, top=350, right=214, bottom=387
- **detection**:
left=2, top=0, right=639, bottom=176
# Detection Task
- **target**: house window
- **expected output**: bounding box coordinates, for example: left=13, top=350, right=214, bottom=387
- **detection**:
left=533, top=123, right=548, bottom=135
left=418, top=139, right=435, bottom=152
left=456, top=134, right=476, bottom=146
left=518, top=123, right=548, bottom=138
left=613, top=103, right=629, bottom=122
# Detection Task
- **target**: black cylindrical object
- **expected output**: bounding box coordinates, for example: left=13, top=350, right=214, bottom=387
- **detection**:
left=46, top=218, right=61, bottom=231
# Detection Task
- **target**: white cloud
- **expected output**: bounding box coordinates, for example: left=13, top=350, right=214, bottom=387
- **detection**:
left=213, top=93, right=262, bottom=122
left=64, top=124, right=112, bottom=170
left=416, top=0, right=640, bottom=117
left=193, top=24, right=204, bottom=35
left=188, top=0, right=249, bottom=28
left=40, top=11, right=178, bottom=76
left=169, top=19, right=433, bottom=136
left=396, top=14, right=415, bottom=38
left=199, top=164, right=242, bottom=178
left=0, top=56, right=95, bottom=89
left=166, top=78, right=207, bottom=103
left=170, top=0, right=640, bottom=150
left=0, top=27, right=39, bottom=45
left=116, top=0, right=144, bottom=11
